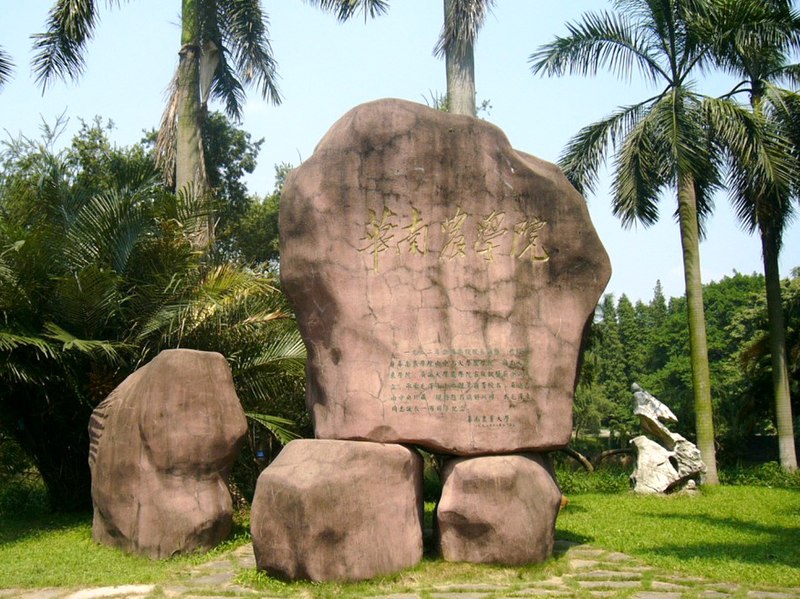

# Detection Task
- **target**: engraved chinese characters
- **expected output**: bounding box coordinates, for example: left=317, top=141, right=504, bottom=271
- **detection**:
left=280, top=99, right=611, bottom=454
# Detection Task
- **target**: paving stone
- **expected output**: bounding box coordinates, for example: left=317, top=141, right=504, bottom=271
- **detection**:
left=64, top=585, right=156, bottom=599
left=568, top=559, right=600, bottom=569
left=632, top=593, right=682, bottom=599
left=431, top=593, right=492, bottom=599
left=700, top=592, right=737, bottom=598
left=746, top=592, right=798, bottom=598
left=576, top=569, right=642, bottom=580
left=565, top=547, right=606, bottom=558
left=650, top=580, right=691, bottom=591
left=366, top=594, right=423, bottom=599
left=659, top=574, right=709, bottom=584
left=707, top=583, right=741, bottom=594
left=577, top=580, right=642, bottom=589
left=432, top=584, right=502, bottom=592
left=504, top=590, right=572, bottom=597
left=602, top=552, right=635, bottom=562
left=5, top=592, right=64, bottom=599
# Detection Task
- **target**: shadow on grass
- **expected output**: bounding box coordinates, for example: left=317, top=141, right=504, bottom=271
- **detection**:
left=0, top=510, right=91, bottom=546
left=635, top=512, right=800, bottom=570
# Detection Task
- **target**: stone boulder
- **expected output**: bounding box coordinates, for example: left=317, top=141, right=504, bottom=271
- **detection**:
left=88, top=349, right=247, bottom=558
left=629, top=384, right=706, bottom=493
left=251, top=439, right=423, bottom=581
left=437, top=453, right=561, bottom=565
left=280, top=98, right=611, bottom=455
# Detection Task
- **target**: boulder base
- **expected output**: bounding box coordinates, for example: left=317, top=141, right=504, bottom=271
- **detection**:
left=280, top=99, right=611, bottom=455
left=251, top=439, right=423, bottom=581
left=88, top=349, right=247, bottom=558
left=437, top=453, right=561, bottom=565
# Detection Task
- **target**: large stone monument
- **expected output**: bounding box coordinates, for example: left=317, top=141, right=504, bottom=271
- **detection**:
left=89, top=349, right=248, bottom=558
left=251, top=99, right=611, bottom=580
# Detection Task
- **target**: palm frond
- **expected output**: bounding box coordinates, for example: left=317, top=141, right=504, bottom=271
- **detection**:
left=63, top=180, right=158, bottom=273
left=434, top=0, right=496, bottom=59
left=611, top=104, right=671, bottom=228
left=306, top=0, right=389, bottom=22
left=558, top=100, right=651, bottom=195
left=703, top=95, right=795, bottom=235
left=0, top=331, right=56, bottom=357
left=530, top=10, right=666, bottom=84
left=154, top=70, right=179, bottom=186
left=43, top=322, right=127, bottom=362
left=0, top=45, right=14, bottom=88
left=245, top=412, right=300, bottom=445
left=31, top=0, right=105, bottom=90
left=216, top=0, right=281, bottom=111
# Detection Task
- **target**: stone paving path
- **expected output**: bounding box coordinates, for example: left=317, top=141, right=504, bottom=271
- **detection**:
left=3, top=541, right=799, bottom=599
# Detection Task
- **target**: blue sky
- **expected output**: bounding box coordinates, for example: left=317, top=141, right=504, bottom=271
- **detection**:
left=1, top=1, right=798, bottom=303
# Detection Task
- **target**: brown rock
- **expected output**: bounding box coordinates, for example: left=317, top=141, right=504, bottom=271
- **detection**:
left=437, top=453, right=561, bottom=565
left=251, top=439, right=423, bottom=581
left=280, top=98, right=610, bottom=455
left=88, top=349, right=247, bottom=558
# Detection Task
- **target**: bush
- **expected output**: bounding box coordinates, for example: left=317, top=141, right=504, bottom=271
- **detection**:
left=719, top=462, right=800, bottom=488
left=555, top=464, right=630, bottom=495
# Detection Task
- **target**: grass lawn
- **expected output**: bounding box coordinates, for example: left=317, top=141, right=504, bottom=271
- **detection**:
left=0, top=507, right=250, bottom=588
left=557, top=485, right=800, bottom=587
left=0, top=482, right=798, bottom=591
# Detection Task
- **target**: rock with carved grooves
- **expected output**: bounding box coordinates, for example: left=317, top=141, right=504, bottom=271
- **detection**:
left=280, top=98, right=611, bottom=455
left=88, top=349, right=247, bottom=558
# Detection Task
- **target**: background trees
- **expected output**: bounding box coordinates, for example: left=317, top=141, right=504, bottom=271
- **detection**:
left=706, top=0, right=800, bottom=472
left=531, top=0, right=724, bottom=483
left=0, top=121, right=304, bottom=511
left=31, top=0, right=387, bottom=246
left=576, top=272, right=799, bottom=467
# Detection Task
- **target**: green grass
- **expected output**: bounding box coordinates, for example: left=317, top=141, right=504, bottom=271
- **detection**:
left=0, top=483, right=251, bottom=589
left=557, top=485, right=800, bottom=587
left=2, top=477, right=799, bottom=592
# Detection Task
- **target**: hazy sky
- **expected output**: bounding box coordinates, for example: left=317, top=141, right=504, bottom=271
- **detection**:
left=2, top=1, right=797, bottom=303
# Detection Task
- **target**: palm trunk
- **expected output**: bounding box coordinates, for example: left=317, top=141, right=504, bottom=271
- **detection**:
left=751, top=89, right=797, bottom=472
left=176, top=0, right=212, bottom=248
left=761, top=224, right=798, bottom=471
left=443, top=0, right=476, bottom=117
left=677, top=175, right=719, bottom=485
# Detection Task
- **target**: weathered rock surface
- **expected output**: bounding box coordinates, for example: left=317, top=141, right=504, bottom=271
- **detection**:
left=280, top=98, right=611, bottom=455
left=88, top=349, right=247, bottom=558
left=629, top=436, right=680, bottom=494
left=251, top=439, right=424, bottom=581
left=437, top=453, right=561, bottom=565
left=629, top=384, right=706, bottom=493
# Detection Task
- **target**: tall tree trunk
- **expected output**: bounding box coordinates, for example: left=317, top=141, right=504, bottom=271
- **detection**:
left=443, top=0, right=476, bottom=117
left=751, top=89, right=797, bottom=472
left=761, top=223, right=798, bottom=471
left=677, top=175, right=719, bottom=485
left=176, top=0, right=212, bottom=248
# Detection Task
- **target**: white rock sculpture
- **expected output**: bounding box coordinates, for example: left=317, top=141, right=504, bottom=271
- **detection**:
left=629, top=383, right=706, bottom=493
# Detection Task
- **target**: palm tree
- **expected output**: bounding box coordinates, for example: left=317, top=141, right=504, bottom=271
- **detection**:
left=0, top=46, right=12, bottom=89
left=31, top=0, right=387, bottom=246
left=0, top=126, right=305, bottom=510
left=707, top=0, right=800, bottom=471
left=434, top=0, right=496, bottom=116
left=530, top=0, right=723, bottom=484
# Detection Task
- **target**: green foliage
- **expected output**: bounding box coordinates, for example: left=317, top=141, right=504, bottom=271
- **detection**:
left=555, top=464, right=630, bottom=495
left=0, top=120, right=306, bottom=511
left=575, top=271, right=800, bottom=464
left=719, top=461, right=800, bottom=488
